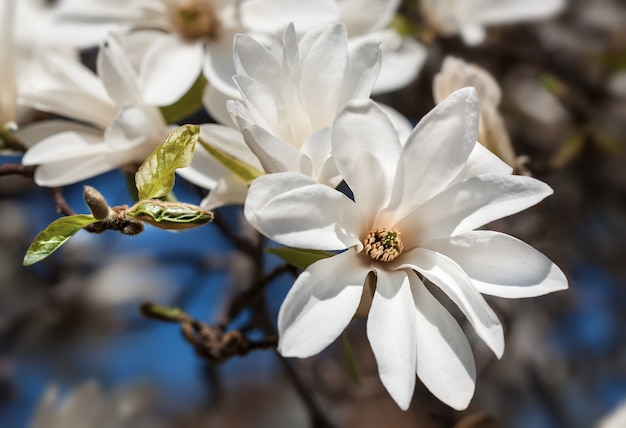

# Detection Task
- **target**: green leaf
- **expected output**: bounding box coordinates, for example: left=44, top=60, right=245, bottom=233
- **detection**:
left=266, top=247, right=334, bottom=270
left=126, top=199, right=213, bottom=230
left=159, top=74, right=206, bottom=124
left=23, top=214, right=98, bottom=266
left=342, top=334, right=361, bottom=384
left=198, top=138, right=263, bottom=183
left=135, top=124, right=199, bottom=200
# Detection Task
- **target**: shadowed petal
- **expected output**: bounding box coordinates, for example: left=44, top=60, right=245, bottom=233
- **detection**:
left=424, top=231, right=568, bottom=298
left=278, top=249, right=369, bottom=357
left=410, top=273, right=476, bottom=410
left=367, top=269, right=416, bottom=410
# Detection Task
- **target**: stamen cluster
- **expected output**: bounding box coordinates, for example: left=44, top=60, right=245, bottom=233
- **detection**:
left=363, top=227, right=404, bottom=262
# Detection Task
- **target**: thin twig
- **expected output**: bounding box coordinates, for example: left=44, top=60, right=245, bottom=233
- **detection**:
left=0, top=163, right=35, bottom=178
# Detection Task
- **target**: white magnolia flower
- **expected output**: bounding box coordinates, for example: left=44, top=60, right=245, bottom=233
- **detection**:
left=434, top=56, right=517, bottom=167
left=421, top=0, right=566, bottom=45
left=244, top=88, right=568, bottom=410
left=20, top=33, right=170, bottom=186
left=53, top=0, right=339, bottom=106
left=183, top=22, right=414, bottom=210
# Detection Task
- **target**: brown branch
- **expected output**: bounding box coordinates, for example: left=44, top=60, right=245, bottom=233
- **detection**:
left=0, top=163, right=35, bottom=178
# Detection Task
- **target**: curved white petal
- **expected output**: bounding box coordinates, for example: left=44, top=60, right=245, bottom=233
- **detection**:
left=369, top=31, right=427, bottom=95
left=97, top=32, right=143, bottom=107
left=104, top=104, right=165, bottom=150
left=33, top=154, right=116, bottom=187
left=202, top=82, right=239, bottom=126
left=338, top=39, right=381, bottom=108
left=410, top=273, right=476, bottom=410
left=301, top=23, right=348, bottom=129
left=424, top=231, right=568, bottom=298
left=233, top=75, right=279, bottom=134
left=385, top=88, right=480, bottom=219
left=367, top=269, right=416, bottom=410
left=452, top=142, right=513, bottom=183
left=15, top=120, right=99, bottom=149
left=242, top=125, right=312, bottom=176
left=244, top=172, right=363, bottom=250
left=140, top=34, right=203, bottom=106
left=240, top=0, right=338, bottom=34
left=19, top=89, right=117, bottom=130
left=339, top=0, right=401, bottom=35
left=378, top=103, right=414, bottom=143
left=395, top=248, right=504, bottom=358
left=203, top=27, right=240, bottom=99
left=332, top=99, right=402, bottom=223
left=278, top=248, right=369, bottom=357
left=199, top=123, right=260, bottom=168
left=477, top=0, right=565, bottom=25
left=200, top=174, right=249, bottom=210
left=300, top=127, right=332, bottom=183
left=400, top=174, right=554, bottom=244
left=175, top=146, right=228, bottom=190
left=22, top=130, right=106, bottom=165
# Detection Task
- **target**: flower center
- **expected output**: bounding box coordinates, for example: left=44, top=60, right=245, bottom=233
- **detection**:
left=168, top=0, right=220, bottom=41
left=362, top=228, right=404, bottom=262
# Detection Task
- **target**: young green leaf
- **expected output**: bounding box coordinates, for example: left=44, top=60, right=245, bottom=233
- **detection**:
left=126, top=200, right=212, bottom=230
left=266, top=247, right=334, bottom=270
left=135, top=124, right=199, bottom=200
left=198, top=138, right=263, bottom=183
left=23, top=214, right=98, bottom=266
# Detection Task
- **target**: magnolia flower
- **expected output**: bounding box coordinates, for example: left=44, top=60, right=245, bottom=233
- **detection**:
left=53, top=0, right=339, bottom=106
left=421, top=0, right=566, bottom=45
left=20, top=33, right=170, bottom=186
left=434, top=56, right=517, bottom=168
left=244, top=88, right=568, bottom=410
left=183, top=22, right=414, bottom=209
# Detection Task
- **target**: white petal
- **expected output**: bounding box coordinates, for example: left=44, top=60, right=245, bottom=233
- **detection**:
left=104, top=104, right=165, bottom=150
left=233, top=33, right=283, bottom=91
left=300, top=127, right=332, bottom=183
left=453, top=142, right=513, bottom=183
left=401, top=174, right=553, bottom=244
left=301, top=23, right=348, bottom=129
left=339, top=0, right=401, bottom=35
left=476, top=0, right=565, bottom=25
left=233, top=75, right=279, bottom=134
left=200, top=174, right=249, bottom=210
left=395, top=248, right=504, bottom=357
left=15, top=120, right=99, bottom=149
left=385, top=88, right=479, bottom=219
left=242, top=125, right=312, bottom=176
left=199, top=123, right=261, bottom=169
left=19, top=89, right=117, bottom=131
left=176, top=145, right=228, bottom=190
left=370, top=31, right=427, bottom=95
left=424, top=231, right=568, bottom=298
left=377, top=103, right=414, bottom=143
left=278, top=248, right=369, bottom=358
left=22, top=130, right=106, bottom=165
left=332, top=99, right=402, bottom=223
left=459, top=24, right=486, bottom=46
left=338, top=39, right=381, bottom=108
left=97, top=33, right=143, bottom=107
left=140, top=34, right=203, bottom=106
left=240, top=0, right=338, bottom=33
left=410, top=273, right=476, bottom=410
left=367, top=269, right=416, bottom=410
left=202, top=81, right=239, bottom=126
left=33, top=155, right=114, bottom=187
left=203, top=28, right=240, bottom=98
left=244, top=172, right=363, bottom=250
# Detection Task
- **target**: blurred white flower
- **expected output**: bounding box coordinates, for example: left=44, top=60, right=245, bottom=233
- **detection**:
left=20, top=33, right=170, bottom=186
left=337, top=0, right=427, bottom=94
left=0, top=0, right=17, bottom=132
left=53, top=0, right=339, bottom=106
left=598, top=401, right=626, bottom=428
left=421, top=0, right=566, bottom=45
left=434, top=56, right=517, bottom=167
left=244, top=88, right=568, bottom=410
left=30, top=381, right=164, bottom=428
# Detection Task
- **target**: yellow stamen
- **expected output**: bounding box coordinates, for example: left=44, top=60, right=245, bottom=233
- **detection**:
left=363, top=228, right=403, bottom=262
left=168, top=0, right=220, bottom=41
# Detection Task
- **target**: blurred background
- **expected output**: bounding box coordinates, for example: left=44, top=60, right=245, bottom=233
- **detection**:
left=1, top=0, right=626, bottom=427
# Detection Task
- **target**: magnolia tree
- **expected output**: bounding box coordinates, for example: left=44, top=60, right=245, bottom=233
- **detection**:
left=0, top=0, right=573, bottom=425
